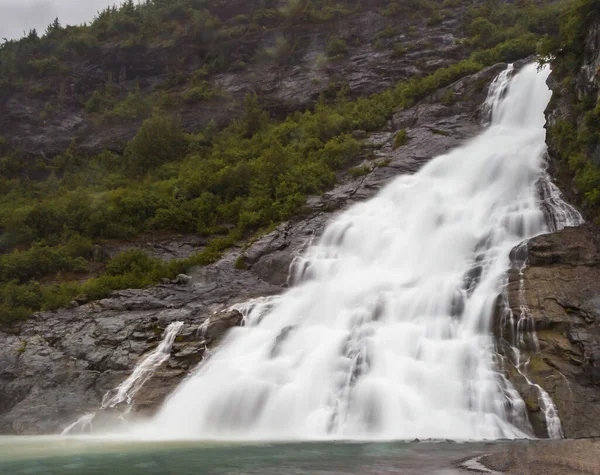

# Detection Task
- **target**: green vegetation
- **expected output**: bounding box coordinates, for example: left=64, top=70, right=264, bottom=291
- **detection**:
left=394, top=129, right=408, bottom=148
left=0, top=0, right=576, bottom=323
left=540, top=0, right=600, bottom=218
left=326, top=38, right=349, bottom=58
left=391, top=44, right=407, bottom=58
left=440, top=89, right=454, bottom=104
left=348, top=165, right=372, bottom=177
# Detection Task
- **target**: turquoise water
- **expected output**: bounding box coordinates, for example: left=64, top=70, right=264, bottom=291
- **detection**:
left=0, top=438, right=511, bottom=474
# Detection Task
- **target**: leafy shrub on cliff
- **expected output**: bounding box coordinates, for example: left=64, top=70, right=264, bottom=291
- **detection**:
left=394, top=129, right=408, bottom=148
left=27, top=56, right=65, bottom=77
left=182, top=82, right=221, bottom=103
left=0, top=238, right=91, bottom=284
left=265, top=36, right=294, bottom=63
left=124, top=115, right=187, bottom=174
left=326, top=38, right=349, bottom=58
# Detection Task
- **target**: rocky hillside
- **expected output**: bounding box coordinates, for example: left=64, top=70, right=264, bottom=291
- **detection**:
left=1, top=0, right=476, bottom=157
left=0, top=0, right=563, bottom=325
left=1, top=0, right=597, bottom=437
left=0, top=62, right=508, bottom=434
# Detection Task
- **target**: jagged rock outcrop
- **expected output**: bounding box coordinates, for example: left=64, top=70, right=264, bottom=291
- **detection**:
left=500, top=225, right=600, bottom=439
left=0, top=62, right=504, bottom=434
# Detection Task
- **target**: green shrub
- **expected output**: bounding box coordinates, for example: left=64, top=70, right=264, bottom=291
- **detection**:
left=86, top=90, right=108, bottom=113
left=234, top=255, right=248, bottom=270
left=391, top=44, right=407, bottom=58
left=107, top=91, right=152, bottom=120
left=182, top=82, right=219, bottom=103
left=348, top=165, right=371, bottom=178
left=265, top=36, right=293, bottom=62
left=124, top=115, right=187, bottom=174
left=326, top=38, right=349, bottom=58
left=28, top=56, right=64, bottom=76
left=105, top=249, right=158, bottom=276
left=441, top=89, right=454, bottom=104
left=427, top=10, right=443, bottom=26
left=394, top=129, right=408, bottom=148
left=380, top=2, right=401, bottom=16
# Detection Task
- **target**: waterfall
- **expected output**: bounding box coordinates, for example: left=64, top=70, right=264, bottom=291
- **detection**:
left=136, top=64, right=577, bottom=441
left=101, top=321, right=184, bottom=409
left=481, top=63, right=514, bottom=125
left=496, top=167, right=583, bottom=439
left=61, top=322, right=183, bottom=435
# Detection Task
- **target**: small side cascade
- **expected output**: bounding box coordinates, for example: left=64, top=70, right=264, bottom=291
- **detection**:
left=101, top=321, right=184, bottom=409
left=539, top=171, right=585, bottom=231
left=497, top=174, right=583, bottom=439
left=60, top=412, right=96, bottom=436
left=61, top=321, right=183, bottom=435
left=481, top=64, right=514, bottom=125
left=499, top=252, right=564, bottom=439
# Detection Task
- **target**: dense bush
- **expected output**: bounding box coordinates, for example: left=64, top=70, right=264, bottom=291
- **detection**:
left=326, top=38, right=349, bottom=58
left=124, top=115, right=187, bottom=174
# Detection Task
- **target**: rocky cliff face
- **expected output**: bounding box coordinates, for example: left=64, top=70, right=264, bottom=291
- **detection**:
left=0, top=63, right=504, bottom=434
left=500, top=225, right=600, bottom=439
left=497, top=18, right=600, bottom=439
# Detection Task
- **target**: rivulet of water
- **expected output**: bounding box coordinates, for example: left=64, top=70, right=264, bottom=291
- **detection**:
left=127, top=64, right=579, bottom=441
left=61, top=322, right=183, bottom=435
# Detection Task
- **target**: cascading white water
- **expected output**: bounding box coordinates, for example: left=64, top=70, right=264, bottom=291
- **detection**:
left=139, top=64, right=574, bottom=441
left=481, top=63, right=514, bottom=125
left=497, top=172, right=583, bottom=439
left=101, top=321, right=184, bottom=409
left=62, top=321, right=183, bottom=435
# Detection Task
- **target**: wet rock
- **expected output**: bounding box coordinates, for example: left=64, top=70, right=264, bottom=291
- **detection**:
left=500, top=224, right=600, bottom=439
left=0, top=271, right=279, bottom=434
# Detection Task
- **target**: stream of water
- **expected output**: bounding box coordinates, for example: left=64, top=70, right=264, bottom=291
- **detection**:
left=125, top=63, right=580, bottom=441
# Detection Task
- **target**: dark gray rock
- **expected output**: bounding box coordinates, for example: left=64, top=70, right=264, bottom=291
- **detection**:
left=499, top=225, right=600, bottom=439
left=0, top=269, right=279, bottom=435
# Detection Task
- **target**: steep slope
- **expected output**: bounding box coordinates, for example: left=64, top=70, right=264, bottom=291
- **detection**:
left=0, top=63, right=506, bottom=434
left=0, top=0, right=564, bottom=324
